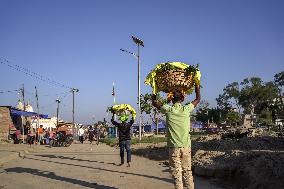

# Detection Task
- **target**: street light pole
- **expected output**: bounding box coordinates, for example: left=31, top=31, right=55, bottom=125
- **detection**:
left=71, top=88, right=79, bottom=135
left=137, top=43, right=142, bottom=141
left=56, top=99, right=61, bottom=128
left=120, top=36, right=144, bottom=142
left=132, top=36, right=144, bottom=142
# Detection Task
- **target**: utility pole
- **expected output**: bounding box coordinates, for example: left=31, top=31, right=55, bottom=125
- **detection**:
left=21, top=84, right=26, bottom=144
left=56, top=99, right=61, bottom=128
left=71, top=88, right=79, bottom=135
left=112, top=82, right=118, bottom=137
left=132, top=36, right=144, bottom=142
left=35, top=86, right=40, bottom=144
left=120, top=35, right=144, bottom=142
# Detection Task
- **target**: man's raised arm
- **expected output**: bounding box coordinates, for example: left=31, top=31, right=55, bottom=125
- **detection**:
left=151, top=94, right=163, bottom=111
left=191, top=85, right=201, bottom=107
left=111, top=113, right=118, bottom=126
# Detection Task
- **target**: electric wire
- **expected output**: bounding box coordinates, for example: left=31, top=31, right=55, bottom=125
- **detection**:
left=0, top=57, right=72, bottom=89
left=0, top=89, right=20, bottom=94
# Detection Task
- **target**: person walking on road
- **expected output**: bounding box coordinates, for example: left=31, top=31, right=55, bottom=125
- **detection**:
left=38, top=125, right=44, bottom=144
left=88, top=126, right=94, bottom=144
left=111, top=113, right=134, bottom=167
left=152, top=85, right=200, bottom=189
left=78, top=126, right=85, bottom=144
left=95, top=126, right=102, bottom=145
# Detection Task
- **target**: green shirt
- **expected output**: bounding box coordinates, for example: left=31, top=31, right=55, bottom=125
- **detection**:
left=161, top=103, right=194, bottom=147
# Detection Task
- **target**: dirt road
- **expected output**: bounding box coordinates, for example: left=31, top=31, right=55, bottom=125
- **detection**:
left=0, top=143, right=221, bottom=189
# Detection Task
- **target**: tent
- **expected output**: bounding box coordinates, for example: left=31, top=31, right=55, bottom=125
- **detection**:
left=151, top=121, right=166, bottom=130
left=192, top=121, right=204, bottom=129
left=10, top=109, right=48, bottom=118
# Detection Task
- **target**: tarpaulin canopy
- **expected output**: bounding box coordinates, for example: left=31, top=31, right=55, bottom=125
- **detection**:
left=10, top=109, right=48, bottom=118
left=192, top=121, right=204, bottom=129
left=151, top=121, right=166, bottom=130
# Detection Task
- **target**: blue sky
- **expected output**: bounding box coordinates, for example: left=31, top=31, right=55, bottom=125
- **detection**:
left=0, top=0, right=283, bottom=124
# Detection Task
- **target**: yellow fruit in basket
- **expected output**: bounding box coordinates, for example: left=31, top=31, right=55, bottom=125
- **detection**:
left=111, top=104, right=136, bottom=119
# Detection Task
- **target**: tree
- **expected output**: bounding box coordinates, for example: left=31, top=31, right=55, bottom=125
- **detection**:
left=216, top=82, right=242, bottom=126
left=216, top=82, right=241, bottom=113
left=195, top=100, right=229, bottom=125
left=225, top=111, right=241, bottom=126
left=238, top=77, right=279, bottom=115
left=140, top=93, right=166, bottom=135
left=272, top=71, right=284, bottom=121
left=195, top=100, right=210, bottom=124
left=274, top=71, right=284, bottom=89
left=217, top=75, right=281, bottom=126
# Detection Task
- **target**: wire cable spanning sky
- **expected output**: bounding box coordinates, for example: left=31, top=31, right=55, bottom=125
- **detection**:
left=0, top=57, right=72, bottom=89
left=0, top=0, right=283, bottom=124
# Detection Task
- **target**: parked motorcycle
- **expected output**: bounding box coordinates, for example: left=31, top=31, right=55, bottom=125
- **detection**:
left=49, top=132, right=73, bottom=147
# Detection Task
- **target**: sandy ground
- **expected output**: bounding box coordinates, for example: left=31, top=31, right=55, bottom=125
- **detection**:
left=0, top=143, right=221, bottom=189
left=132, top=134, right=284, bottom=189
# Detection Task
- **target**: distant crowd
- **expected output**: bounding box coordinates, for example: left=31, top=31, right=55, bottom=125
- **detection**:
left=10, top=123, right=70, bottom=146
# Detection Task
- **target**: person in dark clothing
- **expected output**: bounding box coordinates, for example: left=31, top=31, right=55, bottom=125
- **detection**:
left=95, top=126, right=101, bottom=145
left=88, top=126, right=94, bottom=144
left=111, top=113, right=134, bottom=167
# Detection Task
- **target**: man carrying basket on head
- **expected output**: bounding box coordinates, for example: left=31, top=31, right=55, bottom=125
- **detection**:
left=146, top=62, right=201, bottom=189
left=110, top=104, right=136, bottom=167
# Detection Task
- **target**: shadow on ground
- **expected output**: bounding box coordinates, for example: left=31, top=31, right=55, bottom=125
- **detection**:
left=5, top=167, right=117, bottom=189
left=24, top=155, right=173, bottom=184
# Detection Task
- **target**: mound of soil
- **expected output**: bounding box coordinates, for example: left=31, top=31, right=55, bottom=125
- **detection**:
left=132, top=135, right=284, bottom=189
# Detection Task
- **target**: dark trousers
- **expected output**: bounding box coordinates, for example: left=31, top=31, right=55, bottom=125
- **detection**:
left=79, top=136, right=84, bottom=143
left=119, top=140, right=131, bottom=164
left=27, top=136, right=35, bottom=145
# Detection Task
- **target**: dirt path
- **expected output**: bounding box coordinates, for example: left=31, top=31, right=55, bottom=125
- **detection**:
left=0, top=143, right=222, bottom=189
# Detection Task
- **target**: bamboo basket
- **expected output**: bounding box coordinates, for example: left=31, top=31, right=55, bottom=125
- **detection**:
left=156, top=67, right=195, bottom=93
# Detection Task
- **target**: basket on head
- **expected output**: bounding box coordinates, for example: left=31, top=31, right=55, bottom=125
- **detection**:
left=145, top=62, right=201, bottom=95
left=110, top=104, right=136, bottom=120
left=156, top=66, right=195, bottom=93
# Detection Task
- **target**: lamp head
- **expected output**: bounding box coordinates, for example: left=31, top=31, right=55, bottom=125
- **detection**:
left=132, top=36, right=144, bottom=47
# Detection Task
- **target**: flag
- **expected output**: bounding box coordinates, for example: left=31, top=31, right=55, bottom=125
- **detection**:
left=112, top=82, right=115, bottom=96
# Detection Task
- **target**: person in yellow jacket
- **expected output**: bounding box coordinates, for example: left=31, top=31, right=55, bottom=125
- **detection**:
left=152, top=85, right=200, bottom=189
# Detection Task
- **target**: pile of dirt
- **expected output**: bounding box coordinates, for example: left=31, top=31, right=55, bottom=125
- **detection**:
left=132, top=135, right=284, bottom=189
left=194, top=135, right=284, bottom=189
left=193, top=135, right=284, bottom=152
left=193, top=149, right=284, bottom=189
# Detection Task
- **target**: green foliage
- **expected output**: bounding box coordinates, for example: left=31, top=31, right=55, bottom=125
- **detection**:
left=272, top=71, right=284, bottom=120
left=106, top=106, right=113, bottom=113
left=140, top=93, right=153, bottom=115
left=217, top=75, right=281, bottom=120
left=132, top=136, right=167, bottom=144
left=140, top=93, right=166, bottom=115
left=238, top=78, right=278, bottom=114
left=184, top=64, right=199, bottom=75
left=195, top=100, right=229, bottom=125
left=216, top=82, right=240, bottom=111
left=101, top=136, right=167, bottom=146
left=100, top=137, right=118, bottom=147
left=225, top=111, right=241, bottom=125
left=140, top=93, right=167, bottom=135
left=274, top=71, right=284, bottom=88
left=216, top=71, right=284, bottom=126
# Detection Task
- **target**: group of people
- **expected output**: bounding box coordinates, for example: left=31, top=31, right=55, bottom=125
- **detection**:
left=110, top=86, right=200, bottom=189
left=11, top=124, right=52, bottom=145
left=77, top=125, right=101, bottom=145
left=26, top=125, right=58, bottom=145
